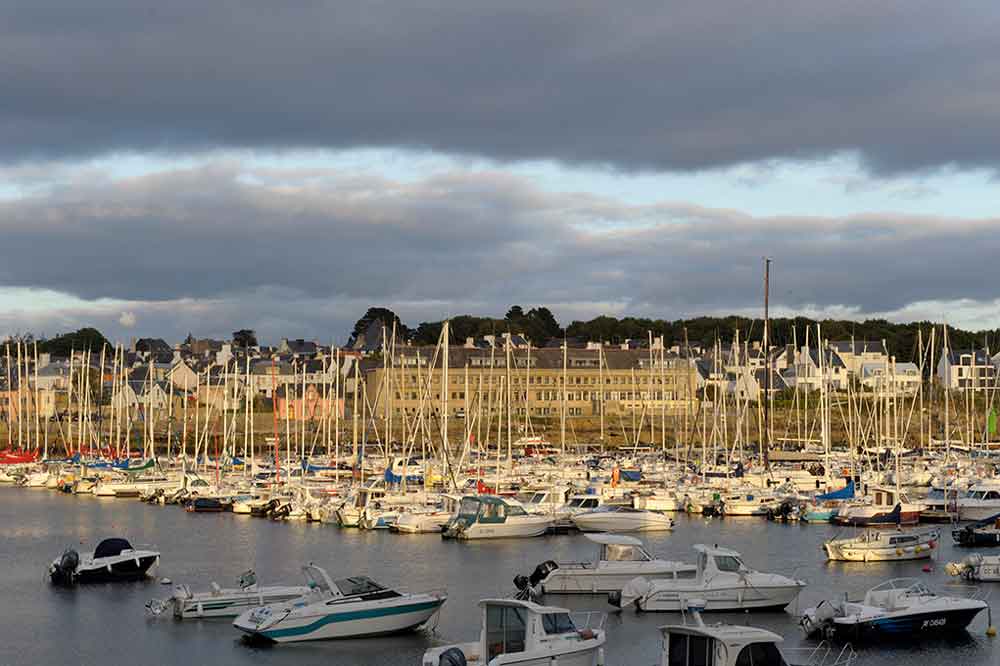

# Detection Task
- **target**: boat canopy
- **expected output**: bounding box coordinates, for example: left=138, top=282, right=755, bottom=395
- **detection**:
left=585, top=533, right=644, bottom=547
left=94, top=538, right=133, bottom=558
left=815, top=479, right=855, bottom=501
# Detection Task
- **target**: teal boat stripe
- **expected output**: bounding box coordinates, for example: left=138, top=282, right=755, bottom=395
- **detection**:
left=261, top=600, right=444, bottom=638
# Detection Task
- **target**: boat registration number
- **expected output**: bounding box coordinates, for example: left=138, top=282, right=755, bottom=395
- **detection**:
left=921, top=618, right=946, bottom=629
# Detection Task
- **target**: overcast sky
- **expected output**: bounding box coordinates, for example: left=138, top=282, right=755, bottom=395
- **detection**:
left=3, top=2, right=999, bottom=344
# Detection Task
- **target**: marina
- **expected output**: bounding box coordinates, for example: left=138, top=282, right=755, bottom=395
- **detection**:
left=4, top=483, right=1000, bottom=665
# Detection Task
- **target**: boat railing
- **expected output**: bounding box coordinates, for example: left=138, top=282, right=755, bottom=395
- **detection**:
left=783, top=642, right=857, bottom=666
left=570, top=611, right=607, bottom=633
left=941, top=582, right=992, bottom=603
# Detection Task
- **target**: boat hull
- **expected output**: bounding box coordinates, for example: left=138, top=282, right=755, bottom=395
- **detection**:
left=635, top=583, right=804, bottom=612
left=828, top=606, right=985, bottom=641
left=66, top=556, right=158, bottom=584
left=542, top=566, right=694, bottom=594
left=235, top=597, right=445, bottom=643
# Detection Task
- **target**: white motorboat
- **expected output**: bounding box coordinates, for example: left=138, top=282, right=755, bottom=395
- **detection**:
left=824, top=528, right=939, bottom=562
left=394, top=495, right=462, bottom=534
left=49, top=537, right=160, bottom=586
left=422, top=598, right=606, bottom=666
left=801, top=578, right=988, bottom=642
left=572, top=506, right=674, bottom=533
left=946, top=553, right=1000, bottom=581
left=660, top=600, right=856, bottom=666
left=148, top=570, right=309, bottom=619
left=233, top=565, right=446, bottom=643
left=957, top=479, right=1000, bottom=522
left=611, top=544, right=806, bottom=612
left=534, top=533, right=696, bottom=594
left=633, top=490, right=683, bottom=512
left=443, top=496, right=552, bottom=540
left=553, top=494, right=605, bottom=527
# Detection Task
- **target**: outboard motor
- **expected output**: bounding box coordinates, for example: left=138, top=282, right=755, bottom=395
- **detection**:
left=50, top=548, right=80, bottom=586
left=529, top=560, right=558, bottom=588
left=437, top=647, right=468, bottom=666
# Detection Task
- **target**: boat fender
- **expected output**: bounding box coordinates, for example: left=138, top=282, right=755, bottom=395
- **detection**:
left=437, top=647, right=467, bottom=666
left=896, top=549, right=903, bottom=556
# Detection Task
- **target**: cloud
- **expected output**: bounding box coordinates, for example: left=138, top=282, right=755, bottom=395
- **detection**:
left=1, top=161, right=999, bottom=342
left=2, top=3, right=1000, bottom=175
left=118, top=311, right=137, bottom=328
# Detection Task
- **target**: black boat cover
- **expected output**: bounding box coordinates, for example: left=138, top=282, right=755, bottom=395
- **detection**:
left=94, top=538, right=133, bottom=558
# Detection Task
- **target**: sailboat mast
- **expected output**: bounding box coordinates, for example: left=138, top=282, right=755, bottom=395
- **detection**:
left=762, top=257, right=771, bottom=470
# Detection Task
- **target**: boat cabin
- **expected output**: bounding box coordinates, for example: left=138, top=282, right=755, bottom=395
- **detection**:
left=587, top=533, right=655, bottom=563
left=659, top=620, right=790, bottom=666
left=694, top=544, right=749, bottom=582
left=479, top=599, right=602, bottom=663
left=562, top=495, right=603, bottom=512
left=454, top=495, right=529, bottom=526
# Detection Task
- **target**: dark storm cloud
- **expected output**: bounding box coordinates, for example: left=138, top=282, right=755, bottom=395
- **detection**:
left=2, top=163, right=999, bottom=340
left=3, top=2, right=1000, bottom=173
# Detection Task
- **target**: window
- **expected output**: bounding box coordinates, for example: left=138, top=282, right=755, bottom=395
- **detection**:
left=487, top=606, right=527, bottom=661
left=542, top=613, right=576, bottom=635
left=668, top=634, right=715, bottom=666
left=714, top=555, right=744, bottom=572
left=735, top=642, right=787, bottom=666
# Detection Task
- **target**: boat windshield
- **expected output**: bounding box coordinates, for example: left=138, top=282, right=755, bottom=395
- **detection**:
left=528, top=492, right=547, bottom=504
left=541, top=612, right=577, bottom=635
left=735, top=642, right=788, bottom=666
left=458, top=498, right=481, bottom=517
left=604, top=544, right=648, bottom=562
left=334, top=576, right=387, bottom=597
left=506, top=504, right=527, bottom=517
left=714, top=555, right=744, bottom=572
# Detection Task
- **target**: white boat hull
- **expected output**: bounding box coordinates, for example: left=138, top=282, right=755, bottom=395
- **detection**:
left=235, top=596, right=445, bottom=642
left=572, top=514, right=673, bottom=533
left=636, top=583, right=804, bottom=612
left=457, top=517, right=552, bottom=540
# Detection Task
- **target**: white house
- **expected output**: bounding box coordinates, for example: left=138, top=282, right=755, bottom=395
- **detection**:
left=937, top=349, right=998, bottom=390
left=860, top=360, right=921, bottom=396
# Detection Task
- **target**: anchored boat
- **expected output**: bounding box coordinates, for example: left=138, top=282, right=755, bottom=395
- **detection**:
left=147, top=570, right=309, bottom=619
left=824, top=528, right=939, bottom=562
left=442, top=495, right=552, bottom=540
left=422, top=598, right=606, bottom=666
left=49, top=537, right=159, bottom=586
left=232, top=565, right=446, bottom=643
left=801, top=578, right=988, bottom=641
left=610, top=544, right=805, bottom=612
left=533, top=533, right=696, bottom=595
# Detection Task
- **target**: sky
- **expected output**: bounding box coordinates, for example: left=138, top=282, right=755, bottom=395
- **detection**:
left=3, top=2, right=1000, bottom=345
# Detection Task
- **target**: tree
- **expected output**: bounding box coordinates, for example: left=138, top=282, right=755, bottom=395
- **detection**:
left=35, top=328, right=112, bottom=356
left=349, top=308, right=409, bottom=346
left=232, top=329, right=258, bottom=348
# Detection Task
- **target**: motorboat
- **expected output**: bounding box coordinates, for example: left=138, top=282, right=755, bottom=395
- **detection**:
left=147, top=569, right=310, bottom=619
left=232, top=565, right=446, bottom=643
left=553, top=494, right=605, bottom=528
left=49, top=537, right=160, bottom=586
left=185, top=497, right=231, bottom=512
left=946, top=553, right=1000, bottom=581
left=633, top=490, right=683, bottom=512
left=393, top=494, right=462, bottom=534
left=659, top=600, right=856, bottom=666
left=801, top=578, right=988, bottom=641
left=521, top=487, right=571, bottom=516
left=532, top=533, right=696, bottom=594
left=824, top=528, right=939, bottom=562
left=443, top=496, right=552, bottom=540
left=610, top=544, right=806, bottom=612
left=833, top=487, right=922, bottom=526
left=957, top=479, right=1000, bottom=522
left=422, top=598, right=606, bottom=666
left=952, top=512, right=1000, bottom=547
left=572, top=506, right=674, bottom=533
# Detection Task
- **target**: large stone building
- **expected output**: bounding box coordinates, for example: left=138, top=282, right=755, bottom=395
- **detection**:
left=360, top=346, right=699, bottom=419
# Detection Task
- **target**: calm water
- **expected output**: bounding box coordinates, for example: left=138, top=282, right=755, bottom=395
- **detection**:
left=1, top=487, right=996, bottom=666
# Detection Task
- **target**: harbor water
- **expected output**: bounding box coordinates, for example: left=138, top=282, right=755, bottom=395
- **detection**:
left=2, top=487, right=995, bottom=666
